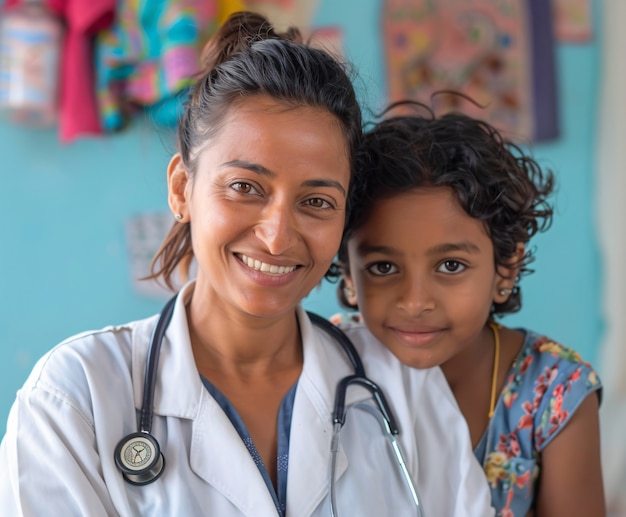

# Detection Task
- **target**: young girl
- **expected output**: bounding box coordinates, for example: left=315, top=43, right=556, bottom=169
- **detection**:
left=333, top=107, right=605, bottom=517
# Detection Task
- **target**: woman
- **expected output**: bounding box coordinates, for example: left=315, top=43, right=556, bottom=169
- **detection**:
left=0, top=12, right=493, bottom=516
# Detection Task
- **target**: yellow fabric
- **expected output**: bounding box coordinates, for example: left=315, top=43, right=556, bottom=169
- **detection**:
left=218, top=0, right=246, bottom=25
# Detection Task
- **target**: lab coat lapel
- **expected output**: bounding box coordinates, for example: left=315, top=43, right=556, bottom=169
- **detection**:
left=190, top=389, right=279, bottom=515
left=145, top=284, right=280, bottom=514
left=285, top=308, right=367, bottom=515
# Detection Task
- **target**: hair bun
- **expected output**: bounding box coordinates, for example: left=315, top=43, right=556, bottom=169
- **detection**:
left=200, top=11, right=303, bottom=73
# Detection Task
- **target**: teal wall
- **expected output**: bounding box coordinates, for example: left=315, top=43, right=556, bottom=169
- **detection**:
left=0, top=1, right=603, bottom=434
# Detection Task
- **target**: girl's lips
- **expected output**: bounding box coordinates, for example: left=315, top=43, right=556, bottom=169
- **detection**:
left=389, top=327, right=443, bottom=347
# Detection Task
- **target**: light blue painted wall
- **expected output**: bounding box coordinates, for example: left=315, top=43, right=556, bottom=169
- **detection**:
left=0, top=1, right=603, bottom=434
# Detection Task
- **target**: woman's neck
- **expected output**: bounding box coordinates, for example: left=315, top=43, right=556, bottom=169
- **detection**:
left=185, top=292, right=303, bottom=380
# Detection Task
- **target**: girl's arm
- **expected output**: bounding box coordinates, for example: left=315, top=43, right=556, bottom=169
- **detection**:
left=535, top=392, right=605, bottom=516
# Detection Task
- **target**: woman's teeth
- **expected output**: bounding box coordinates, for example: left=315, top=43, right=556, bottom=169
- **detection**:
left=239, top=254, right=296, bottom=274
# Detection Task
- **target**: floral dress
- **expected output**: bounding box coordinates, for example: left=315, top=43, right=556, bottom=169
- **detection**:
left=474, top=329, right=602, bottom=517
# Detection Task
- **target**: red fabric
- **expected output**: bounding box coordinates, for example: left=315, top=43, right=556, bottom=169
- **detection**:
left=5, top=0, right=115, bottom=142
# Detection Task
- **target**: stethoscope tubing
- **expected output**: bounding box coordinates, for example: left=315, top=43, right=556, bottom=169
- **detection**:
left=116, top=293, right=424, bottom=515
left=140, top=294, right=176, bottom=434
left=329, top=403, right=424, bottom=517
left=306, top=312, right=366, bottom=378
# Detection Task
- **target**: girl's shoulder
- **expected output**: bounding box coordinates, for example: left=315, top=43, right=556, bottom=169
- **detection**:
left=510, top=329, right=600, bottom=386
left=502, top=328, right=602, bottom=451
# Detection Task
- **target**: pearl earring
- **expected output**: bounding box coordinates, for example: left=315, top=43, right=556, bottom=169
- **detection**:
left=499, top=288, right=512, bottom=297
left=174, top=213, right=183, bottom=221
left=344, top=286, right=356, bottom=298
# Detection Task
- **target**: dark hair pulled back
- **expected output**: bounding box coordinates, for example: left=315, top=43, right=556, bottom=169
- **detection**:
left=148, top=11, right=362, bottom=289
left=336, top=101, right=555, bottom=316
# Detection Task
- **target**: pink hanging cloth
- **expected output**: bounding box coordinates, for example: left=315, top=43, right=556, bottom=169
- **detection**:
left=4, top=0, right=115, bottom=142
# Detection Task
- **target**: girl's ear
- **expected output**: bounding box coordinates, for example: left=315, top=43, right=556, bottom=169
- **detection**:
left=494, top=243, right=525, bottom=304
left=339, top=273, right=359, bottom=309
left=168, top=153, right=191, bottom=222
left=343, top=275, right=358, bottom=306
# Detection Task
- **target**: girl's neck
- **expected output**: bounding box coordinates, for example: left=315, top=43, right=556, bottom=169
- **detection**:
left=440, top=324, right=525, bottom=448
left=440, top=325, right=497, bottom=448
left=440, top=325, right=494, bottom=392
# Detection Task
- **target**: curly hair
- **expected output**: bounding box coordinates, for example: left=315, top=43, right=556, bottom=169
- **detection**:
left=336, top=103, right=555, bottom=316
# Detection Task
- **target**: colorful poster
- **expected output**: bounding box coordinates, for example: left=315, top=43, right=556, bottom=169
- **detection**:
left=553, top=0, right=593, bottom=43
left=245, top=0, right=318, bottom=31
left=306, top=26, right=344, bottom=59
left=244, top=0, right=344, bottom=57
left=382, top=0, right=557, bottom=142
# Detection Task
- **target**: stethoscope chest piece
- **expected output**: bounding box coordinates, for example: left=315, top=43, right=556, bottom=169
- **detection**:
left=114, top=432, right=165, bottom=486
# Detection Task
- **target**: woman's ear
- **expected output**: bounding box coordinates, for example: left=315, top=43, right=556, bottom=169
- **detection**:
left=494, top=243, right=525, bottom=303
left=168, top=153, right=190, bottom=222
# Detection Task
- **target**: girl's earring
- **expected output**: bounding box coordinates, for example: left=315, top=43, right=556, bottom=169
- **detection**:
left=498, top=288, right=512, bottom=297
left=340, top=278, right=358, bottom=308
left=343, top=286, right=356, bottom=299
left=174, top=213, right=183, bottom=221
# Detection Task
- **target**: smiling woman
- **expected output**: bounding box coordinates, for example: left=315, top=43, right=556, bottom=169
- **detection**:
left=0, top=11, right=494, bottom=517
left=166, top=96, right=350, bottom=320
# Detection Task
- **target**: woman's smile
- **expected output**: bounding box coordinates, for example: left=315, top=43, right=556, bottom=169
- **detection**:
left=237, top=253, right=298, bottom=275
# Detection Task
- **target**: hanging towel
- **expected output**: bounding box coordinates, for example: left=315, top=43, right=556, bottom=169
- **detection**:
left=5, top=0, right=115, bottom=142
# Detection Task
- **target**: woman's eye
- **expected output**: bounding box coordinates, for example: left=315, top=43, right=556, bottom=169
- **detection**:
left=306, top=197, right=332, bottom=209
left=230, top=182, right=258, bottom=194
left=367, top=262, right=398, bottom=276
left=437, top=260, right=466, bottom=274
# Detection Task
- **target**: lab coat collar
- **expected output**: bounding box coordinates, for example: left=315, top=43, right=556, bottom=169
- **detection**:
left=131, top=281, right=203, bottom=420
left=130, top=282, right=373, bottom=514
left=131, top=282, right=279, bottom=512
left=132, top=283, right=369, bottom=421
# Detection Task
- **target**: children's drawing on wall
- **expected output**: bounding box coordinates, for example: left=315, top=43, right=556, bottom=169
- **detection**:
left=245, top=0, right=318, bottom=31
left=125, top=212, right=195, bottom=299
left=553, top=0, right=592, bottom=43
left=245, top=0, right=344, bottom=57
left=382, top=0, right=558, bottom=143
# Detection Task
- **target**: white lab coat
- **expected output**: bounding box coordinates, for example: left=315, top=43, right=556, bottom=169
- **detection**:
left=0, top=283, right=494, bottom=516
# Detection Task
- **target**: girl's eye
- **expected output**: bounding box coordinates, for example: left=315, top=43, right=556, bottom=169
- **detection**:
left=230, top=182, right=258, bottom=195
left=366, top=262, right=398, bottom=276
left=437, top=260, right=466, bottom=274
left=305, top=197, right=332, bottom=209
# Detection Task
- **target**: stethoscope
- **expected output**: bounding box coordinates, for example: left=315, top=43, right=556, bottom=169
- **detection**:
left=114, top=295, right=424, bottom=516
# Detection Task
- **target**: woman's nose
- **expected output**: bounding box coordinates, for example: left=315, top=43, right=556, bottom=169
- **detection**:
left=254, top=200, right=299, bottom=255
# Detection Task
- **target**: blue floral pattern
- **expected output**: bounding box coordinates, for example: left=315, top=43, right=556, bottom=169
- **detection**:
left=475, top=329, right=602, bottom=517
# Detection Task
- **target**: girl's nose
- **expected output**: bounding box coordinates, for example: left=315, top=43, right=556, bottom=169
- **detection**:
left=395, top=274, right=435, bottom=316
